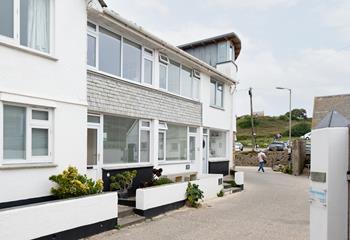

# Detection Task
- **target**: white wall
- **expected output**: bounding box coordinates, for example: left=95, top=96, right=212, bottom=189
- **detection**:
left=310, top=128, right=348, bottom=240
left=0, top=193, right=117, bottom=240
left=0, top=0, right=88, bottom=203
left=136, top=174, right=223, bottom=210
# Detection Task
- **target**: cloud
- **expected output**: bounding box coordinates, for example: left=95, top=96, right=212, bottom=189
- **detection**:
left=204, top=0, right=301, bottom=10
left=236, top=46, right=350, bottom=116
left=320, top=0, right=350, bottom=41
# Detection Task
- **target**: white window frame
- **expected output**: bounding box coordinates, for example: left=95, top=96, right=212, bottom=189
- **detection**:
left=87, top=21, right=98, bottom=69
left=159, top=62, right=169, bottom=90
left=210, top=79, right=224, bottom=109
left=188, top=126, right=198, bottom=162
left=158, top=130, right=166, bottom=162
left=1, top=103, right=53, bottom=165
left=142, top=47, right=154, bottom=85
left=0, top=0, right=55, bottom=56
left=139, top=120, right=151, bottom=163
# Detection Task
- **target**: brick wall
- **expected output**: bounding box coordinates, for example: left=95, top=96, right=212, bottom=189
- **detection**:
left=313, top=94, right=350, bottom=128
left=87, top=71, right=202, bottom=126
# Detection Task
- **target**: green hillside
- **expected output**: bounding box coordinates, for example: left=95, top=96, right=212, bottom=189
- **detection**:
left=236, top=115, right=312, bottom=148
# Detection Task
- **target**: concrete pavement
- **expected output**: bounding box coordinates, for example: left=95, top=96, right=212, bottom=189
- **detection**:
left=88, top=167, right=309, bottom=240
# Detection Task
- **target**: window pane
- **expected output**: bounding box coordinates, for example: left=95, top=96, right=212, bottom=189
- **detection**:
left=32, top=110, right=48, bottom=120
left=87, top=128, right=98, bottom=165
left=87, top=34, right=96, bottom=67
left=210, top=80, right=216, bottom=105
left=20, top=0, right=50, bottom=53
left=189, top=136, right=196, bottom=161
left=193, top=78, right=200, bottom=99
left=168, top=60, right=180, bottom=94
left=3, top=106, right=26, bottom=159
left=141, top=121, right=150, bottom=128
left=123, top=39, right=141, bottom=82
left=103, top=115, right=139, bottom=164
left=32, top=128, right=48, bottom=156
left=0, top=0, right=13, bottom=38
left=189, top=127, right=197, bottom=133
left=158, top=132, right=165, bottom=161
left=159, top=64, right=167, bottom=89
left=209, top=130, right=226, bottom=158
left=180, top=66, right=192, bottom=98
left=87, top=22, right=96, bottom=32
left=144, top=59, right=153, bottom=84
left=99, top=28, right=121, bottom=76
left=216, top=83, right=223, bottom=107
left=88, top=115, right=100, bottom=123
left=140, top=130, right=150, bottom=162
left=166, top=124, right=187, bottom=161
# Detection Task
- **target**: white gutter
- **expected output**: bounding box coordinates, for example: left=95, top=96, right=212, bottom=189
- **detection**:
left=101, top=9, right=238, bottom=85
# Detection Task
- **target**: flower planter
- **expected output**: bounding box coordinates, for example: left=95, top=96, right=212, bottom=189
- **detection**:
left=0, top=192, right=118, bottom=240
left=135, top=174, right=223, bottom=218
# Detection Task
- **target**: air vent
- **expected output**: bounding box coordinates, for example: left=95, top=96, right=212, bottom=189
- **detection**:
left=159, top=54, right=169, bottom=64
left=193, top=69, right=200, bottom=79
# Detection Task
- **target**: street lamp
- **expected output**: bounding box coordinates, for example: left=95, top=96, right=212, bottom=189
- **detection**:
left=276, top=87, right=292, bottom=148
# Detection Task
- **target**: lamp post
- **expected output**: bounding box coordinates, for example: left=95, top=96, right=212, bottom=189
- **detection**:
left=276, top=87, right=292, bottom=147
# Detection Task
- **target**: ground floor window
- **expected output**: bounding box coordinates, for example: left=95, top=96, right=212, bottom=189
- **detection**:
left=103, top=115, right=150, bottom=164
left=158, top=123, right=198, bottom=162
left=2, top=104, right=52, bottom=163
left=209, top=130, right=227, bottom=158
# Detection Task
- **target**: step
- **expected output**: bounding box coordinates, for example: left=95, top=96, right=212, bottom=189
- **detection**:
left=118, top=197, right=136, bottom=207
left=223, top=187, right=242, bottom=194
left=118, top=214, right=145, bottom=228
left=223, top=182, right=232, bottom=189
left=118, top=205, right=135, bottom=218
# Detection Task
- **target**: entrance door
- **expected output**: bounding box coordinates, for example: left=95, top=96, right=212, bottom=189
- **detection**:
left=87, top=126, right=101, bottom=180
left=202, top=135, right=209, bottom=174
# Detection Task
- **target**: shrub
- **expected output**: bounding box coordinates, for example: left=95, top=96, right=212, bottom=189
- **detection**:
left=110, top=170, right=137, bottom=191
left=237, top=116, right=260, bottom=129
left=287, top=122, right=311, bottom=137
left=49, top=166, right=103, bottom=199
left=217, top=190, right=224, bottom=197
left=153, top=177, right=174, bottom=186
left=282, top=165, right=293, bottom=174
left=186, top=182, right=204, bottom=208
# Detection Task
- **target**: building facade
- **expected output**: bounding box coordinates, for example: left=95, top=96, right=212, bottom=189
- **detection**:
left=0, top=0, right=241, bottom=206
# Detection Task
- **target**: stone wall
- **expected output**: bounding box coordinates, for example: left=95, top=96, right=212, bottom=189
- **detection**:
left=87, top=71, right=202, bottom=126
left=313, top=94, right=350, bottom=128
left=235, top=150, right=289, bottom=167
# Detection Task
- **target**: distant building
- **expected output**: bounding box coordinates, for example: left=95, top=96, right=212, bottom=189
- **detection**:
left=253, top=111, right=265, bottom=117
left=313, top=94, right=350, bottom=128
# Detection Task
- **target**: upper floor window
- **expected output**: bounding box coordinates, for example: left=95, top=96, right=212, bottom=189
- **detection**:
left=159, top=54, right=200, bottom=100
left=210, top=79, right=224, bottom=108
left=0, top=0, right=51, bottom=53
left=87, top=22, right=153, bottom=84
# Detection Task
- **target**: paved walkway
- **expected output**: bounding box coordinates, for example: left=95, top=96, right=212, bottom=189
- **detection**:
left=88, top=167, right=309, bottom=240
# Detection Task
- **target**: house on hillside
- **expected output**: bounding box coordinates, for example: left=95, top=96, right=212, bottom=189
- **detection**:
left=0, top=0, right=241, bottom=238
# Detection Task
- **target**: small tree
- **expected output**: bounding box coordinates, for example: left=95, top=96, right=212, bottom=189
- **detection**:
left=285, top=108, right=307, bottom=120
left=288, top=122, right=311, bottom=137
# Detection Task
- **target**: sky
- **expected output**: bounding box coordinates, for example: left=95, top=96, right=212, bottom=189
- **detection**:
left=106, top=0, right=350, bottom=117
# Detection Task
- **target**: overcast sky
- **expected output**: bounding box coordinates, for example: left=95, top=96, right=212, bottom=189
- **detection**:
left=106, top=0, right=350, bottom=117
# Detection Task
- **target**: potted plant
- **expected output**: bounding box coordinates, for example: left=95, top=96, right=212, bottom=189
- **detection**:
left=110, top=170, right=137, bottom=198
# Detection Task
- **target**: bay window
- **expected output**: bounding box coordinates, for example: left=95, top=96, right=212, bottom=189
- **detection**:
left=209, top=130, right=227, bottom=158
left=103, top=115, right=151, bottom=164
left=158, top=55, right=200, bottom=100
left=0, top=0, right=51, bottom=53
left=210, top=79, right=224, bottom=108
left=3, top=104, right=52, bottom=163
left=87, top=23, right=155, bottom=85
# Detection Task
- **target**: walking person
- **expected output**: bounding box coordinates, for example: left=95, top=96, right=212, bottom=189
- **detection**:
left=257, top=150, right=267, bottom=173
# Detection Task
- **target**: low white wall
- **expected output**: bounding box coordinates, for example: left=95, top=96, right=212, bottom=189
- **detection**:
left=0, top=193, right=118, bottom=240
left=136, top=174, right=223, bottom=211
